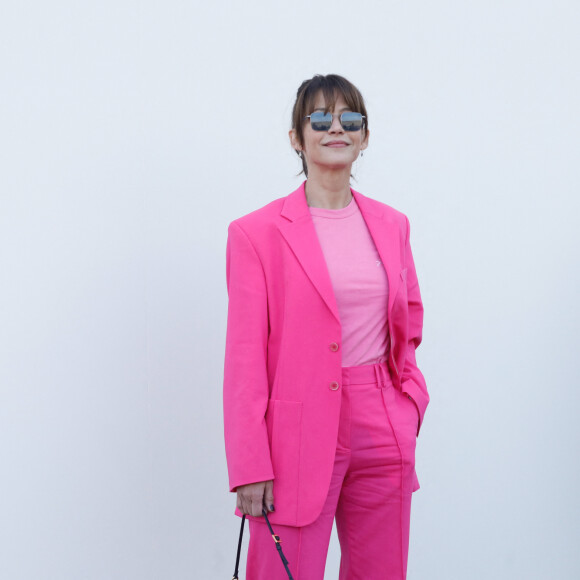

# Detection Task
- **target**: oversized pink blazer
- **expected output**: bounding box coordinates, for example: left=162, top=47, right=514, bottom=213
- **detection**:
left=223, top=181, right=429, bottom=527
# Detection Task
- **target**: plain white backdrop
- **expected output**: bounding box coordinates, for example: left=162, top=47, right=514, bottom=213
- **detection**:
left=1, top=1, right=579, bottom=578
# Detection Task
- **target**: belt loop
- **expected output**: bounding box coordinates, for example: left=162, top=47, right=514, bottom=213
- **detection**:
left=374, top=362, right=386, bottom=389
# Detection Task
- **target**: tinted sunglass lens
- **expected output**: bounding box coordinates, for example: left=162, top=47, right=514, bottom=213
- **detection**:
left=310, top=112, right=332, bottom=131
left=340, top=112, right=363, bottom=131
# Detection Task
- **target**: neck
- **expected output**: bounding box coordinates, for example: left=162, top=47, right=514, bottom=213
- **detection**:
left=304, top=168, right=353, bottom=209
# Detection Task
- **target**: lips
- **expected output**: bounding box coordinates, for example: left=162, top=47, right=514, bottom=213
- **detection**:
left=324, top=141, right=349, bottom=147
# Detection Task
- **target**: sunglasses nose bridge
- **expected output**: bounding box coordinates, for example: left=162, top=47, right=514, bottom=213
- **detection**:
left=328, top=113, right=344, bottom=132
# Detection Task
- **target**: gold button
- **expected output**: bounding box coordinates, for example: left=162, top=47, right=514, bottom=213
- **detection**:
left=329, top=381, right=339, bottom=390
left=329, top=342, right=339, bottom=352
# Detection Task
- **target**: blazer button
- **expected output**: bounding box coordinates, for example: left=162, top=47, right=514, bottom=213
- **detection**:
left=329, top=381, right=340, bottom=390
left=329, top=342, right=339, bottom=352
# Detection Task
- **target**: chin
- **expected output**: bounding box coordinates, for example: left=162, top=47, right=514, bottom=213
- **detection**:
left=324, top=155, right=358, bottom=167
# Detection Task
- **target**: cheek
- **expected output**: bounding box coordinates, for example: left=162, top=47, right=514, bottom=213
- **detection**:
left=304, top=136, right=322, bottom=153
left=356, top=132, right=367, bottom=145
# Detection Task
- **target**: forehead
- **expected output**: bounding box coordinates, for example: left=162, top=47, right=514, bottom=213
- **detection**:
left=310, top=90, right=351, bottom=112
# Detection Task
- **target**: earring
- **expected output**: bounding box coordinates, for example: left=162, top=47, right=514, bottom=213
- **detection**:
left=360, top=150, right=364, bottom=157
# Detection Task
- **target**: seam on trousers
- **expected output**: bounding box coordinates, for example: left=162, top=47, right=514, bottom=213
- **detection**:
left=379, top=390, right=406, bottom=580
left=345, top=494, right=356, bottom=580
left=337, top=486, right=355, bottom=580
left=295, top=526, right=302, bottom=579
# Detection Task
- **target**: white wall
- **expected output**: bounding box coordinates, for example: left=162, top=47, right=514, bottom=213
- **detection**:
left=1, top=1, right=579, bottom=578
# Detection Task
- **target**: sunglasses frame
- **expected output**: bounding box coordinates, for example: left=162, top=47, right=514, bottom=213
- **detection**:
left=303, top=111, right=366, bottom=132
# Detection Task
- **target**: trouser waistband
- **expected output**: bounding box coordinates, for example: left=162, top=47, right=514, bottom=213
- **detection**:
left=341, top=362, right=394, bottom=388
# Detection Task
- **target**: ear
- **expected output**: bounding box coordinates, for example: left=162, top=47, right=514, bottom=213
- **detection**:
left=289, top=128, right=302, bottom=152
left=360, top=128, right=370, bottom=151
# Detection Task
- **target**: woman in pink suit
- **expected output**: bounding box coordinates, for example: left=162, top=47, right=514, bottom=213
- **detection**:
left=223, top=74, right=429, bottom=579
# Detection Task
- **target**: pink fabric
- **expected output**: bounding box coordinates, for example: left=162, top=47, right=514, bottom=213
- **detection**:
left=224, top=181, right=429, bottom=527
left=309, top=197, right=390, bottom=366
left=246, top=362, right=417, bottom=579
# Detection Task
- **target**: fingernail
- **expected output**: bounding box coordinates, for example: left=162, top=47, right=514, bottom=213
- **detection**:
left=270, top=504, right=275, bottom=511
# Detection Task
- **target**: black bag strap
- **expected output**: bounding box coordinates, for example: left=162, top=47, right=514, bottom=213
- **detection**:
left=232, top=508, right=294, bottom=579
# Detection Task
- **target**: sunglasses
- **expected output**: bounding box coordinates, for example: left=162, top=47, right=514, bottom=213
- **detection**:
left=303, top=111, right=366, bottom=132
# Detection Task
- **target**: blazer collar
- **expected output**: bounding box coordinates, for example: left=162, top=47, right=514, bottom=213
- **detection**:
left=279, top=181, right=309, bottom=222
left=278, top=181, right=401, bottom=323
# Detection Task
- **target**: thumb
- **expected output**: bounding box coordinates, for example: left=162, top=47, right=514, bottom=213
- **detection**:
left=263, top=480, right=275, bottom=512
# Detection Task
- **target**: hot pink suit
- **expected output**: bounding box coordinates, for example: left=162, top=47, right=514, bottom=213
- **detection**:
left=223, top=181, right=429, bottom=529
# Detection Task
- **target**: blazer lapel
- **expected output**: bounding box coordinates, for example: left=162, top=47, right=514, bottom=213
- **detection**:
left=278, top=182, right=341, bottom=323
left=277, top=182, right=401, bottom=323
left=351, top=189, right=401, bottom=314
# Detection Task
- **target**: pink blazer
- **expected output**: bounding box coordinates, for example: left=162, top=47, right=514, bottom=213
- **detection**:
left=223, top=181, right=429, bottom=527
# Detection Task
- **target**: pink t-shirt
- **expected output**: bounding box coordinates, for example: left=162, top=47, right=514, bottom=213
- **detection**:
left=309, top=196, right=390, bottom=367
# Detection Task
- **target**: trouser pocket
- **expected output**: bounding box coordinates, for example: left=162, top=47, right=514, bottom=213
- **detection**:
left=382, top=387, right=419, bottom=492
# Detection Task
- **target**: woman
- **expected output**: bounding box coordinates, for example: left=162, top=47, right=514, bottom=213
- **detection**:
left=223, top=74, right=429, bottom=579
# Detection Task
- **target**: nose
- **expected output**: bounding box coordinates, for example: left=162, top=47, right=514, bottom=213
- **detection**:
left=329, top=113, right=344, bottom=133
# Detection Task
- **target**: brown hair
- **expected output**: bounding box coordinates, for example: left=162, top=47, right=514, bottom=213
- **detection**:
left=291, top=74, right=369, bottom=177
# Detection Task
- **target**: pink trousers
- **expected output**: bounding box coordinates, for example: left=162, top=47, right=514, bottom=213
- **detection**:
left=247, top=362, right=419, bottom=580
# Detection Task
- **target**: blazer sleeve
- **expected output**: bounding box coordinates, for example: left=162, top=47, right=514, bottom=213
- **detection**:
left=223, top=221, right=275, bottom=492
left=400, top=215, right=430, bottom=435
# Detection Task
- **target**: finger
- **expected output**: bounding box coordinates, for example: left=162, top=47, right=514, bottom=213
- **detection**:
left=264, top=481, right=275, bottom=512
left=251, top=491, right=264, bottom=517
left=238, top=492, right=246, bottom=515
left=241, top=494, right=251, bottom=516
